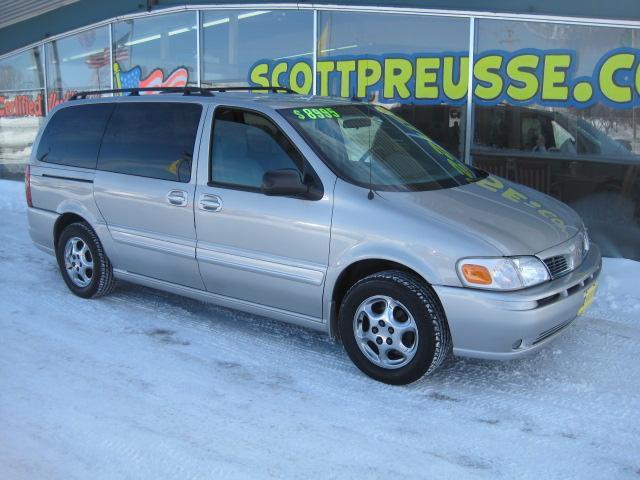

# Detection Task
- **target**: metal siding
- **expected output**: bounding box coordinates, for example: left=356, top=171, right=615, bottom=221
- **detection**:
left=0, top=0, right=148, bottom=56
left=176, top=0, right=640, bottom=20
left=0, top=0, right=80, bottom=29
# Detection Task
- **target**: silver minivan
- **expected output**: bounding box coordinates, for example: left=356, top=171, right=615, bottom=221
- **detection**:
left=26, top=87, right=601, bottom=384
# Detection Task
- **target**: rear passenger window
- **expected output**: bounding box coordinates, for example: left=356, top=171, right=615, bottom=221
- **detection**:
left=98, top=102, right=202, bottom=182
left=37, top=103, right=113, bottom=169
left=211, top=107, right=304, bottom=189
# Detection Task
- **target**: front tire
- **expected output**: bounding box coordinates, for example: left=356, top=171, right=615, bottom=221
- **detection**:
left=56, top=222, right=115, bottom=299
left=339, top=270, right=451, bottom=385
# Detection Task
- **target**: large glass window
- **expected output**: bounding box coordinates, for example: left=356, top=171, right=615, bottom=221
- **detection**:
left=98, top=102, right=202, bottom=182
left=202, top=10, right=313, bottom=87
left=0, top=47, right=45, bottom=179
left=0, top=47, right=44, bottom=91
left=112, top=12, right=197, bottom=90
left=37, top=103, right=114, bottom=169
left=46, top=26, right=111, bottom=109
left=315, top=12, right=470, bottom=159
left=472, top=21, right=640, bottom=259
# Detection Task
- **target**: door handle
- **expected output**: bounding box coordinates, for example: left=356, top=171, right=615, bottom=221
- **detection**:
left=166, top=190, right=188, bottom=207
left=199, top=194, right=223, bottom=212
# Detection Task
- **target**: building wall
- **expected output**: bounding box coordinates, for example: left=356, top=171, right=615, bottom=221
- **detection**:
left=0, top=5, right=639, bottom=259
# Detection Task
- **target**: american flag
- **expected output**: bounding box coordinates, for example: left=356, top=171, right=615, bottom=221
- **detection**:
left=85, top=47, right=129, bottom=69
left=119, top=66, right=142, bottom=89
left=115, top=64, right=189, bottom=94
left=85, top=48, right=109, bottom=69
left=139, top=67, right=189, bottom=90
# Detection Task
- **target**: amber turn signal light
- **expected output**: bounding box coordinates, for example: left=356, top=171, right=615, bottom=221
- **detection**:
left=460, top=264, right=492, bottom=285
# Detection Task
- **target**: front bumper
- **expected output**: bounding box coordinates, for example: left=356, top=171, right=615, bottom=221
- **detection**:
left=433, top=243, right=602, bottom=360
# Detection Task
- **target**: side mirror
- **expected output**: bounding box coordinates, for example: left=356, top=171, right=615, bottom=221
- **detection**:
left=261, top=169, right=310, bottom=197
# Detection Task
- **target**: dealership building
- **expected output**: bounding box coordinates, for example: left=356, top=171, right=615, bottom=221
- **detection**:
left=0, top=0, right=639, bottom=259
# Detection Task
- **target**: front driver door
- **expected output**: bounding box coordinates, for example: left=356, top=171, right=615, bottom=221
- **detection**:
left=194, top=106, right=334, bottom=320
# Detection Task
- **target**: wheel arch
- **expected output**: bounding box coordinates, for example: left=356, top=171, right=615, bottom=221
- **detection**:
left=51, top=200, right=118, bottom=265
left=53, top=212, right=89, bottom=248
left=328, top=257, right=436, bottom=341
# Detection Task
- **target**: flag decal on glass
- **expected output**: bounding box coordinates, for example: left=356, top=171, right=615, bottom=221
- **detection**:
left=113, top=62, right=189, bottom=93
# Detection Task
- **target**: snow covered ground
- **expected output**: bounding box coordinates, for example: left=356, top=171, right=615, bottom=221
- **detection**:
left=1, top=178, right=639, bottom=479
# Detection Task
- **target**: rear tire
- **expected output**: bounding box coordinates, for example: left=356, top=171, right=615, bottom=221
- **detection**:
left=56, top=222, right=115, bottom=299
left=339, top=270, right=451, bottom=385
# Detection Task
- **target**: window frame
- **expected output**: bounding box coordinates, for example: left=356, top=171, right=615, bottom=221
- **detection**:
left=96, top=100, right=204, bottom=183
left=208, top=104, right=323, bottom=198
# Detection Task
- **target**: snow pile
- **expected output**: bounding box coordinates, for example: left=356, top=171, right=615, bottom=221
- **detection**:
left=0, top=116, right=43, bottom=128
left=0, top=177, right=25, bottom=210
left=0, top=178, right=639, bottom=480
left=589, top=258, right=640, bottom=325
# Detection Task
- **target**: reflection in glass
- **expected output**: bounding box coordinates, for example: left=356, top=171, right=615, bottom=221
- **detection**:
left=0, top=47, right=45, bottom=179
left=0, top=47, right=44, bottom=91
left=317, top=11, right=470, bottom=159
left=201, top=10, right=312, bottom=86
left=112, top=11, right=197, bottom=90
left=46, top=26, right=110, bottom=108
left=473, top=20, right=640, bottom=259
left=0, top=90, right=45, bottom=179
left=280, top=104, right=482, bottom=191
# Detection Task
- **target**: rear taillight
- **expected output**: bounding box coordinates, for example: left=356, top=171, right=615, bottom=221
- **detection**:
left=25, top=164, right=33, bottom=208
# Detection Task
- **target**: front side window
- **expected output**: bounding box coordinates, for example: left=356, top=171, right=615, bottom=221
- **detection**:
left=37, top=103, right=114, bottom=169
left=280, top=104, right=483, bottom=191
left=98, top=102, right=202, bottom=182
left=210, top=107, right=304, bottom=189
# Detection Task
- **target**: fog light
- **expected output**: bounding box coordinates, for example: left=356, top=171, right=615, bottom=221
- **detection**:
left=512, top=339, right=523, bottom=349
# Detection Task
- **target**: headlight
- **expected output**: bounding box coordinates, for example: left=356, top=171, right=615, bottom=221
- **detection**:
left=457, top=256, right=550, bottom=290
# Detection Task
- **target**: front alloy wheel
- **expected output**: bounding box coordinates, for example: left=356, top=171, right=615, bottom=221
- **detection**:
left=339, top=270, right=451, bottom=385
left=353, top=295, right=419, bottom=369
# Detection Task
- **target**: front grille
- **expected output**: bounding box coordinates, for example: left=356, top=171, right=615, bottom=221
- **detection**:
left=544, top=255, right=569, bottom=278
left=540, top=230, right=588, bottom=280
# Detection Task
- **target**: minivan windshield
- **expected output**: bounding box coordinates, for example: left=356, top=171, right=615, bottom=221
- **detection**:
left=280, top=104, right=484, bottom=191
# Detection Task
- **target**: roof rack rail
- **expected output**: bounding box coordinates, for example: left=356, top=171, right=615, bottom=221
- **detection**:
left=69, top=85, right=297, bottom=100
left=69, top=86, right=215, bottom=100
left=205, top=86, right=297, bottom=94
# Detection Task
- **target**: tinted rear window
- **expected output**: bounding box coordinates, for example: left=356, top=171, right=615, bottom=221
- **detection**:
left=37, top=103, right=114, bottom=169
left=97, top=102, right=202, bottom=183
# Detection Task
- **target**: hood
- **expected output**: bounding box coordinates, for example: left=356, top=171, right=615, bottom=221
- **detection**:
left=378, top=175, right=582, bottom=256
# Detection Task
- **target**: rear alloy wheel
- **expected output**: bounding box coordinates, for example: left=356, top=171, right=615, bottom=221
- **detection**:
left=63, top=236, right=94, bottom=288
left=339, top=270, right=451, bottom=385
left=56, top=222, right=115, bottom=299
